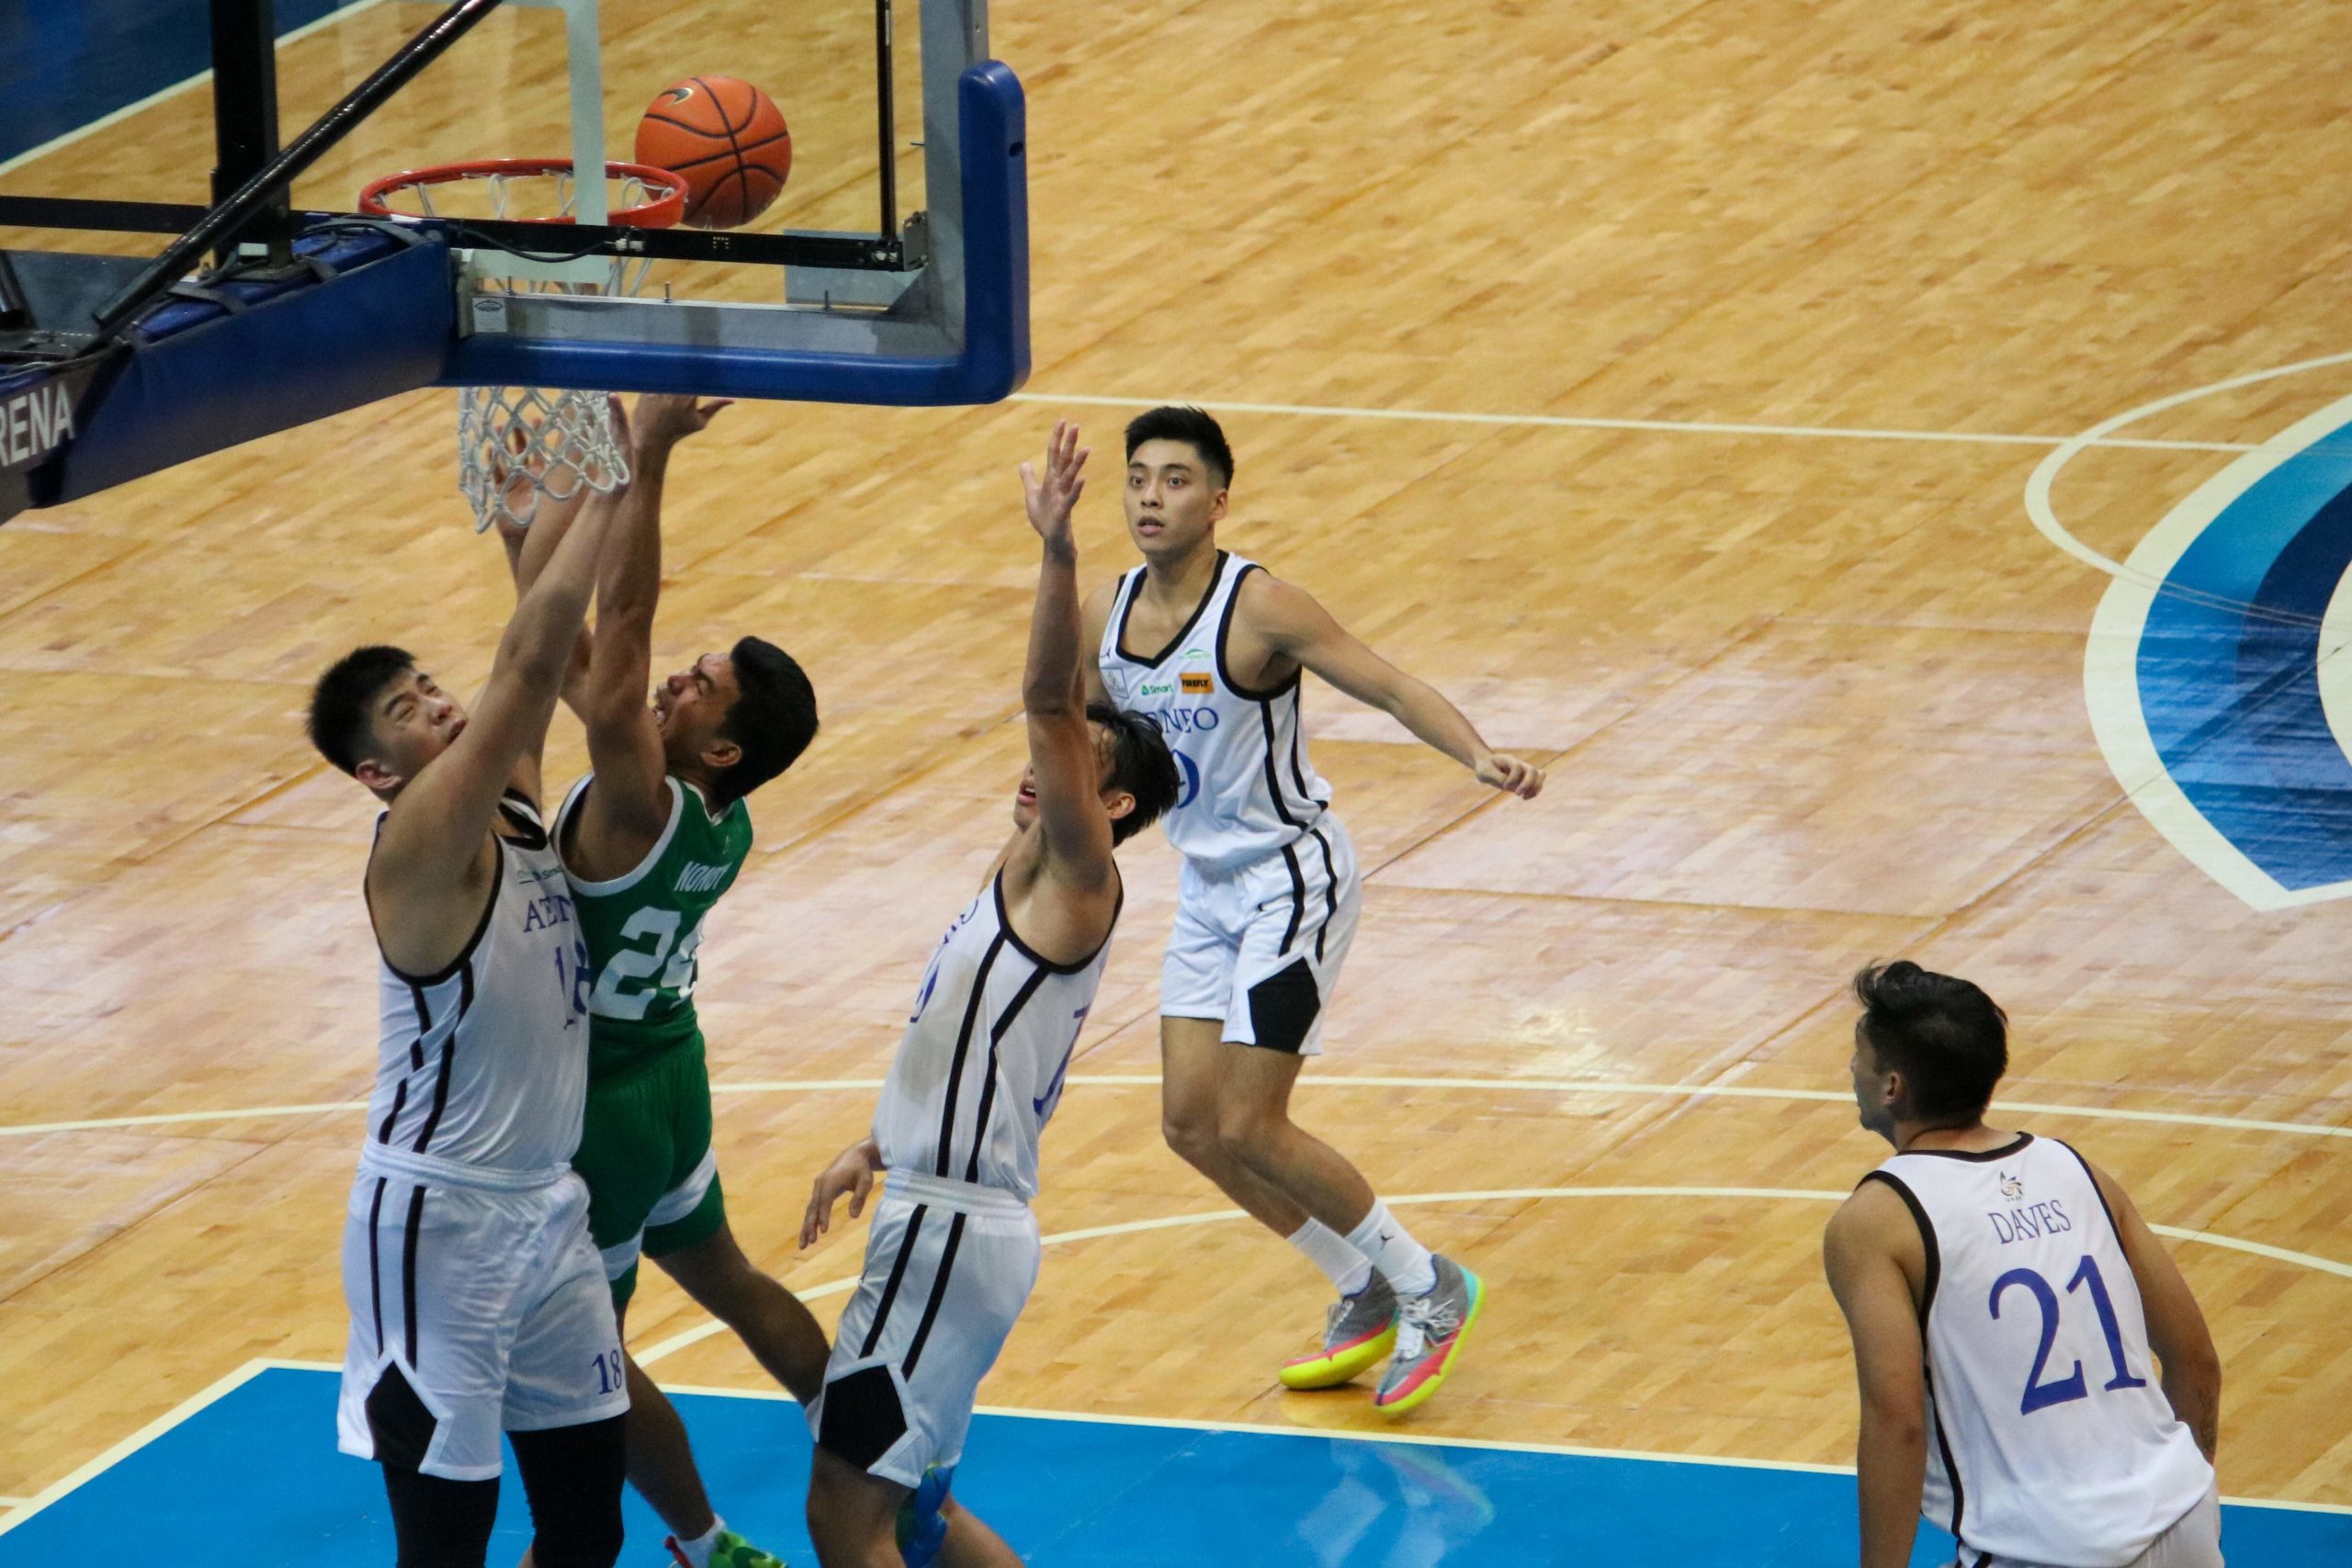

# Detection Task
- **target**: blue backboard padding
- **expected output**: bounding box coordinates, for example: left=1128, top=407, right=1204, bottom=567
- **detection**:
left=2136, top=429, right=2352, bottom=890
left=4, top=1368, right=2344, bottom=1565
left=43, top=227, right=453, bottom=504
left=445, top=62, right=1031, bottom=406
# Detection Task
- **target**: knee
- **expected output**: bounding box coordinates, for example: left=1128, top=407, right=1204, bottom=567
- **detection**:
left=1216, top=1096, right=1284, bottom=1160
left=1161, top=1104, right=1223, bottom=1169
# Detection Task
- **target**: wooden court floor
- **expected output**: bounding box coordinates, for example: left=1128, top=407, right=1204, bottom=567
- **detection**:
left=4, top=0, right=2351, bottom=1527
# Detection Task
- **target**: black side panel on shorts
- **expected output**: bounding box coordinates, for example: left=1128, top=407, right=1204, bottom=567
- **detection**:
left=1246, top=956, right=1322, bottom=1054
left=818, top=1363, right=910, bottom=1472
left=365, top=1362, right=441, bottom=1472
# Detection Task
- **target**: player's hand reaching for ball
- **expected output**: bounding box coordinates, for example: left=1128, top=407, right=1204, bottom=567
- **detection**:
left=632, top=392, right=733, bottom=454
left=801, top=1137, right=885, bottom=1248
left=1476, top=751, right=1545, bottom=799
left=1021, top=419, right=1089, bottom=557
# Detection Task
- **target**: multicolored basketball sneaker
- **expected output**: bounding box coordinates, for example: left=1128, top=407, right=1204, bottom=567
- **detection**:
left=665, top=1529, right=786, bottom=1568
left=895, top=1464, right=954, bottom=1568
left=1279, top=1274, right=1398, bottom=1390
left=1372, top=1256, right=1485, bottom=1415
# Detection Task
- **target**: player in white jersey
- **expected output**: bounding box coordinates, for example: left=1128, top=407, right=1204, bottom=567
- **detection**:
left=1826, top=962, right=2222, bottom=1568
left=1081, top=406, right=1545, bottom=1414
left=799, top=423, right=1180, bottom=1567
left=306, top=404, right=634, bottom=1568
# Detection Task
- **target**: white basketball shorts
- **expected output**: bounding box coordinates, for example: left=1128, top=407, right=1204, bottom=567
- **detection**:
left=808, top=1171, right=1040, bottom=1490
left=336, top=1159, right=627, bottom=1482
left=1958, top=1485, right=2223, bottom=1568
left=1161, top=814, right=1361, bottom=1055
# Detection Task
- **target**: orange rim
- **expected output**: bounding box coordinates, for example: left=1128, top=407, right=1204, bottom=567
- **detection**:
left=356, top=158, right=686, bottom=229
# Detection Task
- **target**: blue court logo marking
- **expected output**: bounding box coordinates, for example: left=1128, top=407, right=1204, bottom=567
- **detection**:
left=2084, top=389, right=2352, bottom=908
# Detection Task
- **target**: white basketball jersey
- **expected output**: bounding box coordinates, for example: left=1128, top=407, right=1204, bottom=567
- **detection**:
left=871, top=872, right=1115, bottom=1201
left=1098, top=551, right=1333, bottom=874
left=361, top=793, right=593, bottom=1183
left=1870, top=1134, right=2211, bottom=1566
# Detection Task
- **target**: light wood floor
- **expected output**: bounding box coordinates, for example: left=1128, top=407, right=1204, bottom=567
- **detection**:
left=5, top=0, right=2351, bottom=1522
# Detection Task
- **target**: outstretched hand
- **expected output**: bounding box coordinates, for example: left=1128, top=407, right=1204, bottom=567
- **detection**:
left=1476, top=751, right=1546, bottom=799
left=632, top=392, right=731, bottom=454
left=1020, top=419, right=1089, bottom=551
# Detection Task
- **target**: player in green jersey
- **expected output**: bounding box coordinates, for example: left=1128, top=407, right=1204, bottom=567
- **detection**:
left=504, top=395, right=824, bottom=1568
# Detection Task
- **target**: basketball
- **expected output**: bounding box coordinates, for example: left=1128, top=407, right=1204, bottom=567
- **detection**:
left=635, top=75, right=791, bottom=230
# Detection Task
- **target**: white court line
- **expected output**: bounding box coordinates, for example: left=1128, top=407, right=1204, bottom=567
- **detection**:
left=6, top=1074, right=2346, bottom=1141
left=0, top=1358, right=275, bottom=1537
left=1011, top=390, right=2306, bottom=456
left=0, top=0, right=391, bottom=181
left=632, top=1182, right=2352, bottom=1366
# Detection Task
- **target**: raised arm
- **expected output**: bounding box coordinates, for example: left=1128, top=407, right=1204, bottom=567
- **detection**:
left=1243, top=573, right=1546, bottom=799
left=1013, top=422, right=1118, bottom=893
left=1824, top=1181, right=1929, bottom=1568
left=568, top=394, right=733, bottom=872
left=371, top=412, right=629, bottom=920
left=492, top=443, right=597, bottom=772
left=2086, top=1156, right=2222, bottom=1461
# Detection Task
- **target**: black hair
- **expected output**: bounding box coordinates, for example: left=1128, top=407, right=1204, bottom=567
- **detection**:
left=1852, top=961, right=2009, bottom=1123
left=1123, top=405, right=1234, bottom=490
left=1088, top=701, right=1182, bottom=847
left=308, top=644, right=417, bottom=776
left=707, top=637, right=819, bottom=809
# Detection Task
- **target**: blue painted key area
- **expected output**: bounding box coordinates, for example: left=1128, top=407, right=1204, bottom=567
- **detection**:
left=1, top=1368, right=2342, bottom=1565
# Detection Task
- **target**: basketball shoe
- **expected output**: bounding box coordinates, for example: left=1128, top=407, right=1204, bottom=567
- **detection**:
left=1279, top=1274, right=1398, bottom=1390
left=1372, top=1256, right=1485, bottom=1415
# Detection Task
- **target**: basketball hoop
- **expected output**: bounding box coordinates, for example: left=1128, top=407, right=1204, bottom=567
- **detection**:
left=360, top=159, right=686, bottom=534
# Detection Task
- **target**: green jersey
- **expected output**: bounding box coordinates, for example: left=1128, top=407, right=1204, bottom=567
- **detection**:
left=555, top=773, right=752, bottom=1077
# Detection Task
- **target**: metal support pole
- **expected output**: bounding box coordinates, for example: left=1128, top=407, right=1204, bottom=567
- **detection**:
left=209, top=0, right=290, bottom=265
left=93, top=0, right=510, bottom=341
left=876, top=0, right=899, bottom=255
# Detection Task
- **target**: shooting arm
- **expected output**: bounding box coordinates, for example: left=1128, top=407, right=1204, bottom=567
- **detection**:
left=1024, top=530, right=1116, bottom=886
left=1825, top=1186, right=1929, bottom=1568
left=375, top=462, right=627, bottom=897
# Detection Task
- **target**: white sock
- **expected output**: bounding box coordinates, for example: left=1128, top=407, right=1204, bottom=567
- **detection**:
left=1286, top=1216, right=1374, bottom=1296
left=671, top=1519, right=725, bottom=1568
left=1346, top=1200, right=1436, bottom=1298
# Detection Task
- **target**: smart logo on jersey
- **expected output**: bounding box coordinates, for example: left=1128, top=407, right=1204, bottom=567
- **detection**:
left=1137, top=679, right=1177, bottom=698
left=1181, top=672, right=1214, bottom=694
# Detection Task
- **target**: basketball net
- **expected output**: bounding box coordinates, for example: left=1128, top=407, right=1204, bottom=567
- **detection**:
left=360, top=161, right=683, bottom=534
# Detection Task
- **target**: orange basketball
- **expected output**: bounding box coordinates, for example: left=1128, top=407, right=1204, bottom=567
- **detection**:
left=635, top=76, right=791, bottom=231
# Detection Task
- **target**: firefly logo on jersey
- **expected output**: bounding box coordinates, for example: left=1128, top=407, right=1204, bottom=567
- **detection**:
left=1986, top=1199, right=2073, bottom=1246
left=1181, top=672, right=1214, bottom=694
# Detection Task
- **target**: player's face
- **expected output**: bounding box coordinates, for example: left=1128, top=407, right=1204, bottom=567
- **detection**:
left=1123, top=440, right=1227, bottom=559
left=655, top=651, right=741, bottom=768
left=366, top=667, right=468, bottom=788
left=1011, top=727, right=1129, bottom=834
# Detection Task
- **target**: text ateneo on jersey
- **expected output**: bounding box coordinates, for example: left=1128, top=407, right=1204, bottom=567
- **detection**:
left=518, top=862, right=576, bottom=933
